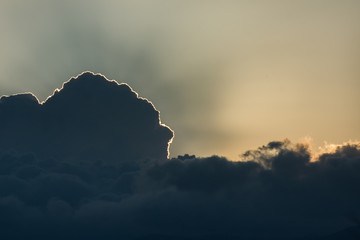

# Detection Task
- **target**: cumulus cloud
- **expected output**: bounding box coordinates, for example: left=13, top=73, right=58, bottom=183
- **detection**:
left=0, top=71, right=174, bottom=162
left=0, top=73, right=359, bottom=240
left=1, top=140, right=359, bottom=239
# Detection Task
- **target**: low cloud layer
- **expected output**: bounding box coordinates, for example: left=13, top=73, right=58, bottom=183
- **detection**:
left=0, top=73, right=359, bottom=240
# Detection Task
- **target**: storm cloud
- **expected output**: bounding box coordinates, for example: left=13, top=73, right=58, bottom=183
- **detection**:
left=0, top=73, right=359, bottom=240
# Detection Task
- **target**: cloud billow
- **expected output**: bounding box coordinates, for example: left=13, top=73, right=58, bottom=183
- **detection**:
left=0, top=72, right=359, bottom=240
left=0, top=72, right=174, bottom=162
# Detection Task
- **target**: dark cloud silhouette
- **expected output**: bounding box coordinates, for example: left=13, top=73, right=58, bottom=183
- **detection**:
left=0, top=72, right=359, bottom=240
left=0, top=72, right=174, bottom=162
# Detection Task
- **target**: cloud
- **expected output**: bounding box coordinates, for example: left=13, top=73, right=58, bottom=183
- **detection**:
left=0, top=71, right=174, bottom=162
left=0, top=73, right=359, bottom=239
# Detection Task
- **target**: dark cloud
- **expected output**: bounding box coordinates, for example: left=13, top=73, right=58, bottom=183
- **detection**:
left=0, top=71, right=174, bottom=162
left=0, top=73, right=359, bottom=240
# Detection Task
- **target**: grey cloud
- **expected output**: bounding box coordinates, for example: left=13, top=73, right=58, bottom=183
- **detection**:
left=0, top=71, right=173, bottom=162
left=0, top=73, right=359, bottom=239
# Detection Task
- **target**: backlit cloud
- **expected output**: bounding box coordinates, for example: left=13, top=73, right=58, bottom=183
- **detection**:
left=0, top=71, right=174, bottom=162
left=0, top=73, right=359, bottom=240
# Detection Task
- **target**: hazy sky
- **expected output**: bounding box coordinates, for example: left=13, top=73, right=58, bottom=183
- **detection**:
left=1, top=0, right=359, bottom=159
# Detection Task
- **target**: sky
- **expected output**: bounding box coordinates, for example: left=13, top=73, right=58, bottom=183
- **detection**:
left=2, top=2, right=360, bottom=239
left=0, top=0, right=359, bottom=160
